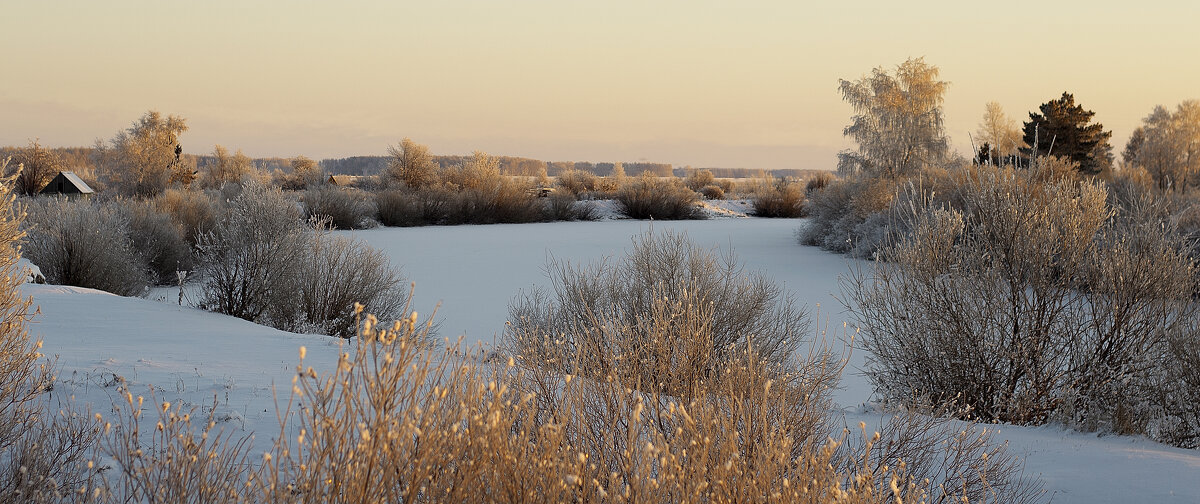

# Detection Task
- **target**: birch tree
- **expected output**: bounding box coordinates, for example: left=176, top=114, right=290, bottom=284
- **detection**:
left=837, top=57, right=950, bottom=179
left=98, top=110, right=188, bottom=197
left=975, top=101, right=1025, bottom=165
left=1128, top=100, right=1200, bottom=192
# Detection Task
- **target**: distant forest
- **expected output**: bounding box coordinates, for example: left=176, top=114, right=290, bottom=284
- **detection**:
left=0, top=145, right=816, bottom=180
left=320, top=155, right=814, bottom=179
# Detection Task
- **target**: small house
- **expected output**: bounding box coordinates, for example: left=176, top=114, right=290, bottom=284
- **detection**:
left=327, top=175, right=362, bottom=187
left=39, top=171, right=95, bottom=198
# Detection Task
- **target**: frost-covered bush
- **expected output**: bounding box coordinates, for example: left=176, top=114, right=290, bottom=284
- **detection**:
left=500, top=228, right=1041, bottom=503
left=440, top=151, right=500, bottom=191
left=22, top=198, right=149, bottom=296
left=750, top=178, right=805, bottom=217
left=198, top=182, right=307, bottom=322
left=200, top=183, right=406, bottom=338
left=806, top=171, right=834, bottom=193
left=1149, top=323, right=1200, bottom=448
left=698, top=184, right=725, bottom=200
left=273, top=227, right=407, bottom=338
left=375, top=182, right=548, bottom=227
left=301, top=185, right=378, bottom=230
left=683, top=169, right=715, bottom=191
left=844, top=165, right=1199, bottom=440
left=541, top=191, right=594, bottom=221
left=120, top=199, right=194, bottom=285
left=555, top=169, right=598, bottom=196
left=374, top=189, right=426, bottom=227
left=799, top=177, right=897, bottom=255
left=154, top=188, right=221, bottom=247
left=616, top=174, right=701, bottom=220
left=504, top=230, right=807, bottom=387
left=470, top=179, right=544, bottom=224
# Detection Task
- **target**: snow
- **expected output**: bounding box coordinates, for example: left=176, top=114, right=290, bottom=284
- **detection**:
left=25, top=284, right=342, bottom=453
left=25, top=217, right=1200, bottom=503
left=17, top=257, right=44, bottom=283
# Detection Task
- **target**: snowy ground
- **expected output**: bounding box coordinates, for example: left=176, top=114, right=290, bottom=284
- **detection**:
left=27, top=217, right=1200, bottom=502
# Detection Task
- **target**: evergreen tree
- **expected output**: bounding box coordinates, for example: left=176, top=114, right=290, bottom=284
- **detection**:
left=1021, top=92, right=1113, bottom=175
left=975, top=143, right=993, bottom=165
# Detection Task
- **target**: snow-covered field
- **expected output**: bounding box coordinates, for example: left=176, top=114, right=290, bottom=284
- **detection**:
left=28, top=217, right=1200, bottom=502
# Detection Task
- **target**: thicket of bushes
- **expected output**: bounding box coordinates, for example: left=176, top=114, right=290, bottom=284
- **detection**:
left=22, top=198, right=151, bottom=296
left=198, top=183, right=407, bottom=338
left=495, top=231, right=1041, bottom=503
left=806, top=158, right=1200, bottom=447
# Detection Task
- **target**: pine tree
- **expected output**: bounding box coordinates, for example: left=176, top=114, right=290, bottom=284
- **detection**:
left=1021, top=92, right=1113, bottom=175
left=975, top=143, right=993, bottom=165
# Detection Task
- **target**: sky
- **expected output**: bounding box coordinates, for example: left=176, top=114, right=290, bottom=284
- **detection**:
left=2, top=1, right=1197, bottom=171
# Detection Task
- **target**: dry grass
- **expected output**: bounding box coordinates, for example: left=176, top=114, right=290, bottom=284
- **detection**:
left=93, top=393, right=257, bottom=503
left=252, top=303, right=1040, bottom=503
left=0, top=160, right=101, bottom=503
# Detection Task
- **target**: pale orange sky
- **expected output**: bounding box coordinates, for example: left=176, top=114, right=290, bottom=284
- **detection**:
left=2, top=1, right=1197, bottom=170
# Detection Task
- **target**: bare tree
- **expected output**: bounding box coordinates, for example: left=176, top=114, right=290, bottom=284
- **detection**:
left=97, top=110, right=189, bottom=197
left=837, top=58, right=950, bottom=179
left=975, top=101, right=1025, bottom=164
left=385, top=138, right=437, bottom=188
left=8, top=140, right=61, bottom=196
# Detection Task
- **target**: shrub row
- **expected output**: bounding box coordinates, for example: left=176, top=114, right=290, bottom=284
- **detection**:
left=825, top=160, right=1200, bottom=447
